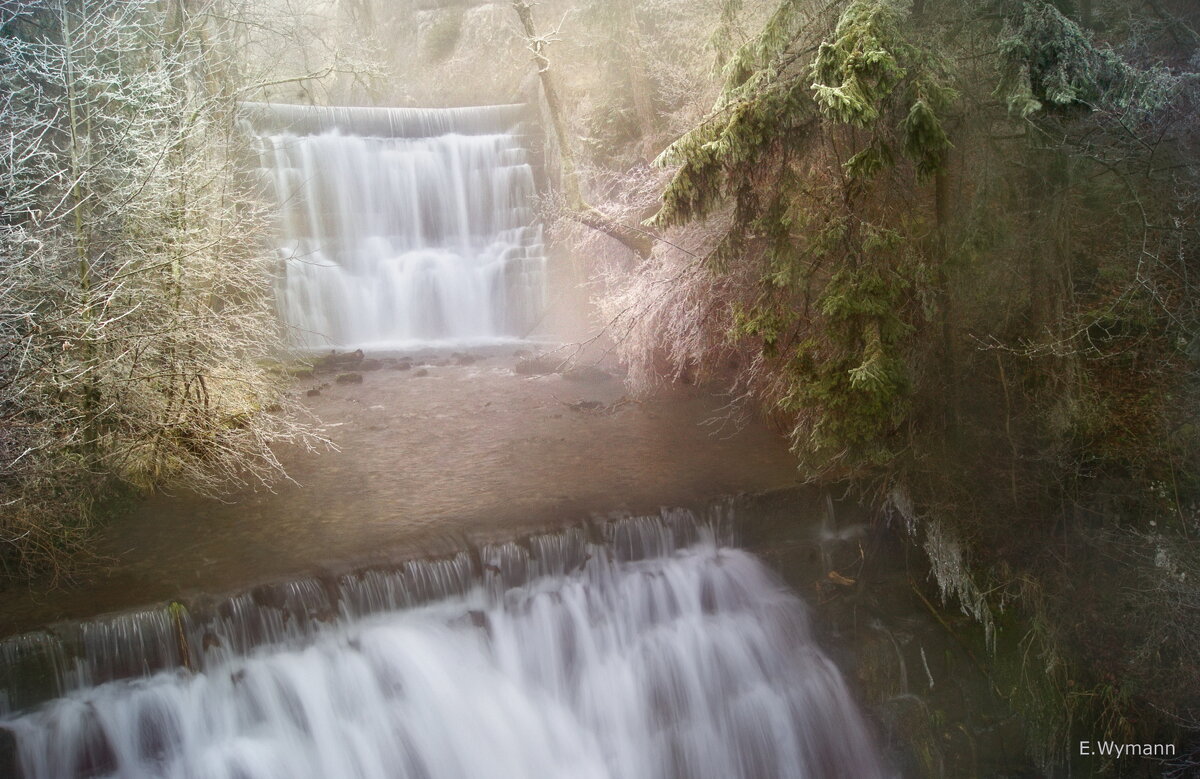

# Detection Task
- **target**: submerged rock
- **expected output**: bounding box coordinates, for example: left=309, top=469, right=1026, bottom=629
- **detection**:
left=315, top=349, right=364, bottom=373
left=515, top=356, right=557, bottom=376
left=561, top=365, right=611, bottom=384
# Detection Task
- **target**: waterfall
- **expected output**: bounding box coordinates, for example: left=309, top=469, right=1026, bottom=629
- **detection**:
left=1, top=511, right=887, bottom=779
left=243, top=103, right=546, bottom=349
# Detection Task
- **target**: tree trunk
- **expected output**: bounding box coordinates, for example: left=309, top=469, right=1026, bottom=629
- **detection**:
left=934, top=161, right=959, bottom=429
left=615, top=0, right=659, bottom=161
left=511, top=0, right=582, bottom=210
left=510, top=1, right=653, bottom=258
left=61, top=3, right=100, bottom=455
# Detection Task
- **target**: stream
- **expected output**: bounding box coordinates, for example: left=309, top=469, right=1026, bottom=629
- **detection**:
left=0, top=102, right=1030, bottom=778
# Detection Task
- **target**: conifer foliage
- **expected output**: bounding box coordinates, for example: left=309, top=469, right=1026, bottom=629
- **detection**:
left=621, top=0, right=1200, bottom=758
left=651, top=0, right=959, bottom=473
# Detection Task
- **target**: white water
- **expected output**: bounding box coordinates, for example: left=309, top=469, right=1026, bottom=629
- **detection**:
left=3, top=524, right=887, bottom=779
left=247, top=104, right=545, bottom=349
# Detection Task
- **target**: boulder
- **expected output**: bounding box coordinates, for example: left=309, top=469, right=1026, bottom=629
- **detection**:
left=514, top=356, right=557, bottom=375
left=335, top=372, right=363, bottom=384
left=315, top=349, right=364, bottom=373
left=561, top=365, right=611, bottom=384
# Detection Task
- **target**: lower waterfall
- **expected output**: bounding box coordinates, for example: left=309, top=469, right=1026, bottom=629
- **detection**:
left=2, top=514, right=887, bottom=779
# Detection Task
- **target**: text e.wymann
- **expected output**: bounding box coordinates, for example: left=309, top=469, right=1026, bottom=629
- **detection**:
left=1080, top=742, right=1175, bottom=758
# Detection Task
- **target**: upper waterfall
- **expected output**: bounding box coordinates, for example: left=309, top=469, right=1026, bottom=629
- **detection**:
left=244, top=102, right=546, bottom=349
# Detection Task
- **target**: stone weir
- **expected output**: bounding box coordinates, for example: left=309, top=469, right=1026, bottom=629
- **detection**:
left=0, top=500, right=889, bottom=779
left=238, top=102, right=535, bottom=140
left=0, top=506, right=746, bottom=715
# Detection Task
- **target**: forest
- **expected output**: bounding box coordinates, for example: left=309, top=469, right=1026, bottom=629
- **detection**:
left=1, top=0, right=1199, bottom=776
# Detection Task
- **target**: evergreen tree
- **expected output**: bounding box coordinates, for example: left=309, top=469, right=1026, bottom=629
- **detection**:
left=630, top=0, right=1200, bottom=760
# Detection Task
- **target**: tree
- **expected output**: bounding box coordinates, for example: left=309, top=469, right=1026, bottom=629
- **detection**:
left=511, top=0, right=655, bottom=258
left=648, top=0, right=958, bottom=474
left=0, top=0, right=322, bottom=579
left=600, top=0, right=1200, bottom=760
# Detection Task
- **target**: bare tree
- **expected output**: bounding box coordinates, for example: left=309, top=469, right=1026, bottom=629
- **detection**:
left=0, top=0, right=325, bottom=579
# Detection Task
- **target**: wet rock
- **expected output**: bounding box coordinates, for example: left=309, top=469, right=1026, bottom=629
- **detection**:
left=455, top=354, right=478, bottom=366
left=449, top=610, right=492, bottom=638
left=413, top=368, right=429, bottom=377
left=390, top=362, right=412, bottom=371
left=249, top=585, right=287, bottom=610
left=72, top=708, right=118, bottom=776
left=561, top=365, right=611, bottom=384
left=0, top=727, right=16, bottom=779
left=359, top=359, right=384, bottom=371
left=879, top=694, right=945, bottom=779
left=315, top=349, right=364, bottom=373
left=293, top=368, right=315, bottom=380
left=335, top=373, right=363, bottom=384
left=306, top=388, right=321, bottom=397
left=515, top=356, right=557, bottom=375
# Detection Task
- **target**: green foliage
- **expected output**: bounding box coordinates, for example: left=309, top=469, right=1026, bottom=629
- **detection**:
left=650, top=0, right=955, bottom=474
left=708, top=0, right=745, bottom=72
left=997, top=1, right=1178, bottom=117
left=779, top=262, right=912, bottom=467
left=809, top=1, right=907, bottom=126
left=901, top=99, right=950, bottom=179
left=639, top=0, right=1200, bottom=763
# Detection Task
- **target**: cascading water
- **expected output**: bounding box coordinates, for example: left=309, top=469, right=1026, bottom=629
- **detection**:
left=1, top=512, right=888, bottom=779
left=243, top=103, right=546, bottom=348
